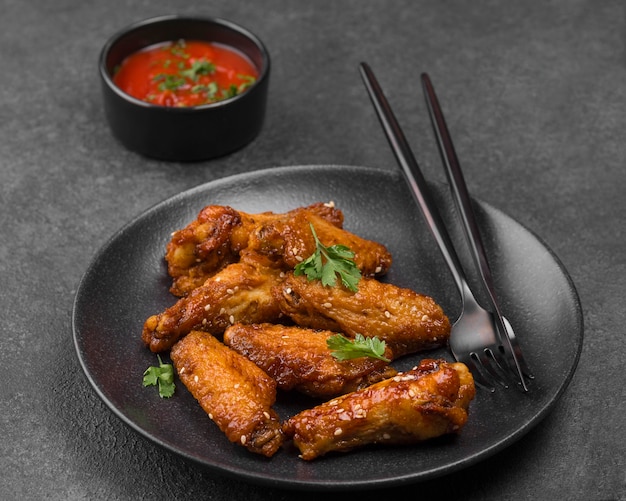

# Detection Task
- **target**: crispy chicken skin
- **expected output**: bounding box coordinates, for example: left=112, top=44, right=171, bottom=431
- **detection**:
left=142, top=251, right=285, bottom=352
left=282, top=359, right=475, bottom=460
left=274, top=274, right=450, bottom=358
left=223, top=323, right=398, bottom=398
left=166, top=203, right=346, bottom=296
left=245, top=210, right=392, bottom=280
left=165, top=205, right=244, bottom=297
left=170, top=330, right=283, bottom=457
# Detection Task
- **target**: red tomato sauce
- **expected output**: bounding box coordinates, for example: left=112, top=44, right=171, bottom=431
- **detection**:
left=113, top=40, right=259, bottom=107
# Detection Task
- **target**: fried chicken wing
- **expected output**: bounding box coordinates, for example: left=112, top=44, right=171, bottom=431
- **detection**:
left=166, top=203, right=345, bottom=296
left=170, top=330, right=283, bottom=457
left=274, top=274, right=450, bottom=358
left=223, top=323, right=397, bottom=398
left=282, top=359, right=475, bottom=460
left=246, top=210, right=392, bottom=279
left=142, top=251, right=285, bottom=352
left=165, top=205, right=244, bottom=296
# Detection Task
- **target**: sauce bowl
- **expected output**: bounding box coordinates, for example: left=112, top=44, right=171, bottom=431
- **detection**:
left=99, top=15, right=270, bottom=161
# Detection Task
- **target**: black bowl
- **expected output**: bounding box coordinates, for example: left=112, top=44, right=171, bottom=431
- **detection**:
left=99, top=15, right=270, bottom=162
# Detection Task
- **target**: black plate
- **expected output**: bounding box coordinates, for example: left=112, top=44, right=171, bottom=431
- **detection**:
left=72, top=165, right=583, bottom=491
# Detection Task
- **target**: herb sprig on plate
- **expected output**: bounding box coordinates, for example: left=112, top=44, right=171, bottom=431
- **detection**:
left=327, top=333, right=390, bottom=362
left=143, top=355, right=175, bottom=398
left=294, top=223, right=362, bottom=292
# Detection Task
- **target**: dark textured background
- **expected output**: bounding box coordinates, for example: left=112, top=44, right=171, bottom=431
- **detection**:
left=1, top=0, right=624, bottom=499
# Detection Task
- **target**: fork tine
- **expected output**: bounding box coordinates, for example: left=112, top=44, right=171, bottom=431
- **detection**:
left=500, top=318, right=535, bottom=379
left=474, top=350, right=510, bottom=389
left=461, top=356, right=496, bottom=392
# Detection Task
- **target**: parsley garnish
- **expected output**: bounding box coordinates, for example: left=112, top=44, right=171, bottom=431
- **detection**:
left=181, top=60, right=216, bottom=81
left=191, top=82, right=219, bottom=98
left=169, top=40, right=189, bottom=58
left=294, top=223, right=361, bottom=292
left=237, top=74, right=257, bottom=92
left=153, top=73, right=186, bottom=92
left=327, top=333, right=390, bottom=362
left=143, top=355, right=175, bottom=398
left=221, top=84, right=239, bottom=100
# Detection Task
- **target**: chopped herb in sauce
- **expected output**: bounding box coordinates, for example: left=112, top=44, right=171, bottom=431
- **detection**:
left=113, top=39, right=258, bottom=107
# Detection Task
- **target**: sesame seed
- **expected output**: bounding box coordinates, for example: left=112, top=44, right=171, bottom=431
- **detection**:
left=202, top=318, right=207, bottom=325
left=382, top=433, right=391, bottom=440
left=323, top=302, right=332, bottom=308
left=295, top=255, right=303, bottom=262
left=240, top=435, right=247, bottom=445
left=279, top=271, right=286, bottom=278
left=334, top=428, right=343, bottom=436
left=421, top=314, right=430, bottom=322
left=324, top=201, right=335, bottom=208
left=281, top=335, right=289, bottom=339
left=215, top=277, right=222, bottom=282
left=384, top=310, right=391, bottom=318
left=219, top=308, right=226, bottom=315
left=263, top=411, right=270, bottom=419
left=338, top=412, right=351, bottom=420
left=194, top=375, right=199, bottom=383
left=179, top=367, right=185, bottom=374
left=234, top=383, right=240, bottom=389
left=226, top=288, right=234, bottom=295
left=229, top=315, right=235, bottom=324
left=204, top=304, right=211, bottom=311
left=208, top=413, right=213, bottom=419
left=408, top=389, right=416, bottom=397
left=285, top=287, right=292, bottom=294
left=375, top=266, right=382, bottom=274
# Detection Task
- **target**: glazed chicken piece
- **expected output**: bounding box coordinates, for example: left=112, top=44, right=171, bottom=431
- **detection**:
left=166, top=202, right=345, bottom=296
left=282, top=359, right=475, bottom=460
left=245, top=209, right=392, bottom=280
left=223, top=323, right=397, bottom=399
left=165, top=205, right=244, bottom=297
left=170, top=330, right=283, bottom=457
left=142, top=251, right=285, bottom=352
left=273, top=273, right=450, bottom=358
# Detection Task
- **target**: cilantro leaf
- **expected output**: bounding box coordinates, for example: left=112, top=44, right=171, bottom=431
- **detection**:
left=294, top=224, right=361, bottom=292
left=237, top=74, right=257, bottom=93
left=327, top=333, right=390, bottom=362
left=181, top=59, right=216, bottom=81
left=142, top=367, right=159, bottom=386
left=143, top=355, right=175, bottom=398
left=153, top=73, right=186, bottom=92
left=221, top=84, right=239, bottom=100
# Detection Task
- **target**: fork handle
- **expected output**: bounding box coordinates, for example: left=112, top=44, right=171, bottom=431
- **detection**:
left=420, top=74, right=505, bottom=320
left=359, top=63, right=470, bottom=295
